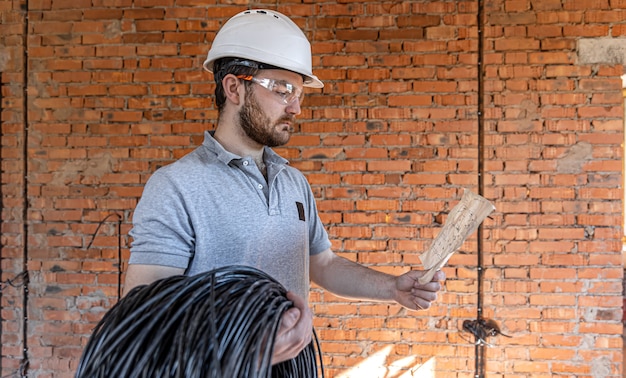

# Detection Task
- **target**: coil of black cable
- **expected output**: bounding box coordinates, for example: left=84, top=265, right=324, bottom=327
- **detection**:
left=75, top=265, right=324, bottom=378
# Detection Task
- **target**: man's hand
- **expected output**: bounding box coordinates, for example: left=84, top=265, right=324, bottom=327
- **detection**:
left=271, top=291, right=313, bottom=365
left=394, top=270, right=445, bottom=311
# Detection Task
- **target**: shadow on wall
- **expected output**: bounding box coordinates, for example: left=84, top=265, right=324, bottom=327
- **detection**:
left=335, top=346, right=435, bottom=378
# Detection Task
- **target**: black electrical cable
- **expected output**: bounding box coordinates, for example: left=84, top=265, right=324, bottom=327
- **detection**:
left=19, top=1, right=30, bottom=376
left=75, top=265, right=324, bottom=378
left=85, top=212, right=123, bottom=300
left=0, top=27, right=3, bottom=378
left=475, top=0, right=487, bottom=376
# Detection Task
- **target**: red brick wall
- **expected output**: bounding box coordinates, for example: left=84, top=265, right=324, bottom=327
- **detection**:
left=1, top=0, right=624, bottom=377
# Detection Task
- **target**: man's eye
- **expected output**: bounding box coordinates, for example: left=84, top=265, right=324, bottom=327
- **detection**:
left=273, top=82, right=292, bottom=95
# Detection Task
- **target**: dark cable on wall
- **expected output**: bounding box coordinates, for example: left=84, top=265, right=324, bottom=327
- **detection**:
left=0, top=4, right=32, bottom=377
left=0, top=273, right=29, bottom=377
left=458, top=0, right=510, bottom=372
left=85, top=212, right=123, bottom=300
left=19, top=0, right=30, bottom=376
left=0, top=16, right=4, bottom=378
left=75, top=265, right=324, bottom=378
left=474, top=0, right=487, bottom=376
left=462, top=318, right=512, bottom=347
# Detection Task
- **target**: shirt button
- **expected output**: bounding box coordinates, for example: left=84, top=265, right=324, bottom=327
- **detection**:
left=243, top=161, right=249, bottom=166
left=257, top=184, right=263, bottom=190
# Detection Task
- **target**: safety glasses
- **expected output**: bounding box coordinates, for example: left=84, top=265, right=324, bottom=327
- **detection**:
left=236, top=75, right=304, bottom=105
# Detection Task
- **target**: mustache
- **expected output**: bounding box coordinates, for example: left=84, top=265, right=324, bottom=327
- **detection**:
left=277, top=116, right=296, bottom=124
left=276, top=116, right=297, bottom=130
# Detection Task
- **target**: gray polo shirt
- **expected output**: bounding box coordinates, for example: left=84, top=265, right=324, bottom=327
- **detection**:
left=129, top=131, right=331, bottom=300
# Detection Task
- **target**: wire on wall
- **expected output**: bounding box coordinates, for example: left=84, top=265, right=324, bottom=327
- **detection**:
left=86, top=212, right=123, bottom=300
left=474, top=0, right=487, bottom=376
left=0, top=17, right=4, bottom=378
left=0, top=3, right=31, bottom=376
left=19, top=0, right=30, bottom=376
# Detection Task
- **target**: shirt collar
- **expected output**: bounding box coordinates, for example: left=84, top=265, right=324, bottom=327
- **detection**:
left=203, top=130, right=289, bottom=166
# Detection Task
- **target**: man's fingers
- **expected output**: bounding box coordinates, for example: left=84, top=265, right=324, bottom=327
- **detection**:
left=271, top=291, right=313, bottom=364
left=413, top=300, right=425, bottom=311
left=431, top=270, right=446, bottom=282
left=412, top=270, right=445, bottom=291
left=277, top=307, right=300, bottom=336
left=286, top=291, right=307, bottom=308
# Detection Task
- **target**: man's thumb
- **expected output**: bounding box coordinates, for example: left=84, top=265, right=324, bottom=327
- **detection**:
left=281, top=307, right=300, bottom=330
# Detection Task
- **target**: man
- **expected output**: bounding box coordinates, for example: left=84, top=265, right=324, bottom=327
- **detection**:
left=124, top=9, right=445, bottom=365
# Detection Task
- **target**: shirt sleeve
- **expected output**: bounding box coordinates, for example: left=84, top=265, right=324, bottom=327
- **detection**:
left=304, top=178, right=332, bottom=256
left=128, top=169, right=195, bottom=269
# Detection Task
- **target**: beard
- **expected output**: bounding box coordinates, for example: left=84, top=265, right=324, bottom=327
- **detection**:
left=238, top=87, right=295, bottom=147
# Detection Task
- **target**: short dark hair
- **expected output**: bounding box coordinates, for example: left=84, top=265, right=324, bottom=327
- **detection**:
left=213, top=58, right=282, bottom=113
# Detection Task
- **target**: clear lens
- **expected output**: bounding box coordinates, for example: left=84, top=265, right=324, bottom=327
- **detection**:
left=238, top=75, right=303, bottom=105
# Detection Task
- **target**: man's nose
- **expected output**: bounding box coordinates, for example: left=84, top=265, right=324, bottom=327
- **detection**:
left=285, top=97, right=302, bottom=115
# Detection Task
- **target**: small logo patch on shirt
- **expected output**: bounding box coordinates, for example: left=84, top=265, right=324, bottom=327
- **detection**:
left=296, top=202, right=305, bottom=221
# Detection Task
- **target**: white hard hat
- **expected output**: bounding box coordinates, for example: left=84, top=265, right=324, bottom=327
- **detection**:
left=203, top=9, right=323, bottom=88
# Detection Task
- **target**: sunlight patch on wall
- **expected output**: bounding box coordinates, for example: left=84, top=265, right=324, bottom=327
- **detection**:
left=336, top=346, right=436, bottom=378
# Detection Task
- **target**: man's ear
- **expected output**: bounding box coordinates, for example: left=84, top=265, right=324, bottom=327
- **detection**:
left=222, top=74, right=244, bottom=106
